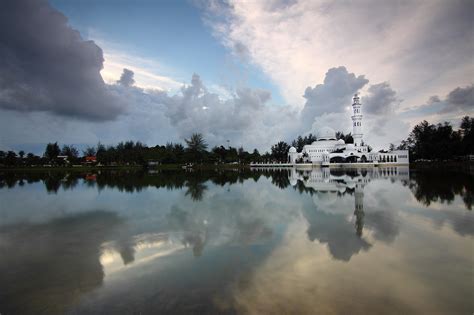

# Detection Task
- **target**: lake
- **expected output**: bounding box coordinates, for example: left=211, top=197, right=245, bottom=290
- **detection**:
left=0, top=167, right=472, bottom=315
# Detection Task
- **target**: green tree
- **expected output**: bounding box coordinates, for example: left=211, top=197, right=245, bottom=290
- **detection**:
left=25, top=152, right=41, bottom=166
left=44, top=142, right=60, bottom=161
left=83, top=146, right=97, bottom=157
left=271, top=141, right=290, bottom=162
left=185, top=133, right=208, bottom=152
left=61, top=145, right=79, bottom=158
left=96, top=142, right=106, bottom=161
left=460, top=116, right=474, bottom=154
left=5, top=151, right=18, bottom=166
left=185, top=133, right=208, bottom=162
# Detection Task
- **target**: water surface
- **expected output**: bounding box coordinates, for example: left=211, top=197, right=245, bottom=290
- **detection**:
left=0, top=167, right=472, bottom=314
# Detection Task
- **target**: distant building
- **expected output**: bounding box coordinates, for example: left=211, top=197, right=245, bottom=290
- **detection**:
left=84, top=156, right=97, bottom=164
left=147, top=160, right=160, bottom=167
left=288, top=94, right=409, bottom=165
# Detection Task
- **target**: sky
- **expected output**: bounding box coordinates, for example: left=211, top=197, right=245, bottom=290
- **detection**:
left=0, top=0, right=473, bottom=154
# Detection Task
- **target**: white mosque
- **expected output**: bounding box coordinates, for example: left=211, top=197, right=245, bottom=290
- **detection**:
left=287, top=93, right=409, bottom=166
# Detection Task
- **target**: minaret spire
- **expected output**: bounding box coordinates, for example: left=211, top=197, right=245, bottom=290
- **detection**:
left=351, top=93, right=363, bottom=146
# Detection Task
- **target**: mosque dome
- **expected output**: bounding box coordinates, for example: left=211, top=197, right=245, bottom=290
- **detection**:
left=289, top=147, right=297, bottom=153
left=290, top=178, right=298, bottom=186
left=337, top=139, right=345, bottom=144
left=317, top=126, right=336, bottom=141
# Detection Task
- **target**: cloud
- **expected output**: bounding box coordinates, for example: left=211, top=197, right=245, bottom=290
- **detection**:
left=303, top=206, right=371, bottom=261
left=117, top=69, right=135, bottom=87
left=401, top=85, right=474, bottom=123
left=444, top=84, right=474, bottom=113
left=202, top=0, right=474, bottom=112
left=159, top=73, right=297, bottom=149
left=428, top=95, right=441, bottom=104
left=301, top=66, right=368, bottom=125
left=362, top=82, right=400, bottom=115
left=0, top=0, right=123, bottom=121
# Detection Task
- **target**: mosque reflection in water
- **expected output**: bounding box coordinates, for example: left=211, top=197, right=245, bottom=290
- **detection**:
left=0, top=166, right=472, bottom=314
left=290, top=167, right=408, bottom=235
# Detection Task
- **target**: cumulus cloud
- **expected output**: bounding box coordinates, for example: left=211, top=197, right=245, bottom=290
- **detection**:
left=295, top=67, right=411, bottom=148
left=117, top=69, right=135, bottom=87
left=74, top=72, right=294, bottom=150
left=159, top=73, right=296, bottom=148
left=202, top=0, right=474, bottom=112
left=362, top=82, right=400, bottom=115
left=301, top=67, right=368, bottom=126
left=0, top=1, right=467, bottom=152
left=0, top=0, right=123, bottom=121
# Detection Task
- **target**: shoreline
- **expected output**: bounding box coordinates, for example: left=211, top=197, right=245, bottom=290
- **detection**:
left=0, top=164, right=251, bottom=172
left=0, top=161, right=472, bottom=172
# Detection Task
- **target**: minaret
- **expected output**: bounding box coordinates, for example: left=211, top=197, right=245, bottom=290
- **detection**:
left=352, top=93, right=363, bottom=146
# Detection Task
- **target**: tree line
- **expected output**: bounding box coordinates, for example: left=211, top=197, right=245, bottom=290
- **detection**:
left=395, top=116, right=473, bottom=161
left=0, top=130, right=369, bottom=167
left=1, top=116, right=471, bottom=167
left=0, top=133, right=271, bottom=167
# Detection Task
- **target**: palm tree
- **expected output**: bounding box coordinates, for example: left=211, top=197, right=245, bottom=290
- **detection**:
left=185, top=133, right=208, bottom=153
left=185, top=133, right=208, bottom=163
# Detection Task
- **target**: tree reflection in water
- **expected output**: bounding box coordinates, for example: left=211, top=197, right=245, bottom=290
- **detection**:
left=0, top=166, right=472, bottom=314
left=409, top=169, right=473, bottom=210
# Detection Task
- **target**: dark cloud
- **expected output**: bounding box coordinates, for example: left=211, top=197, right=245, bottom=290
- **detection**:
left=0, top=0, right=123, bottom=121
left=301, top=67, right=368, bottom=125
left=362, top=82, right=400, bottom=115
left=401, top=84, right=474, bottom=120
left=443, top=84, right=474, bottom=113
left=428, top=95, right=441, bottom=104
left=117, top=68, right=135, bottom=87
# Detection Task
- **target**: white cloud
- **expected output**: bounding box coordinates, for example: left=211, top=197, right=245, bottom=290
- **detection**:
left=202, top=0, right=474, bottom=110
left=89, top=36, right=184, bottom=93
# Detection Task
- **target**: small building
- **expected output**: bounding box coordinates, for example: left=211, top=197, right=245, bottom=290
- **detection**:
left=147, top=160, right=160, bottom=167
left=84, top=156, right=97, bottom=164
